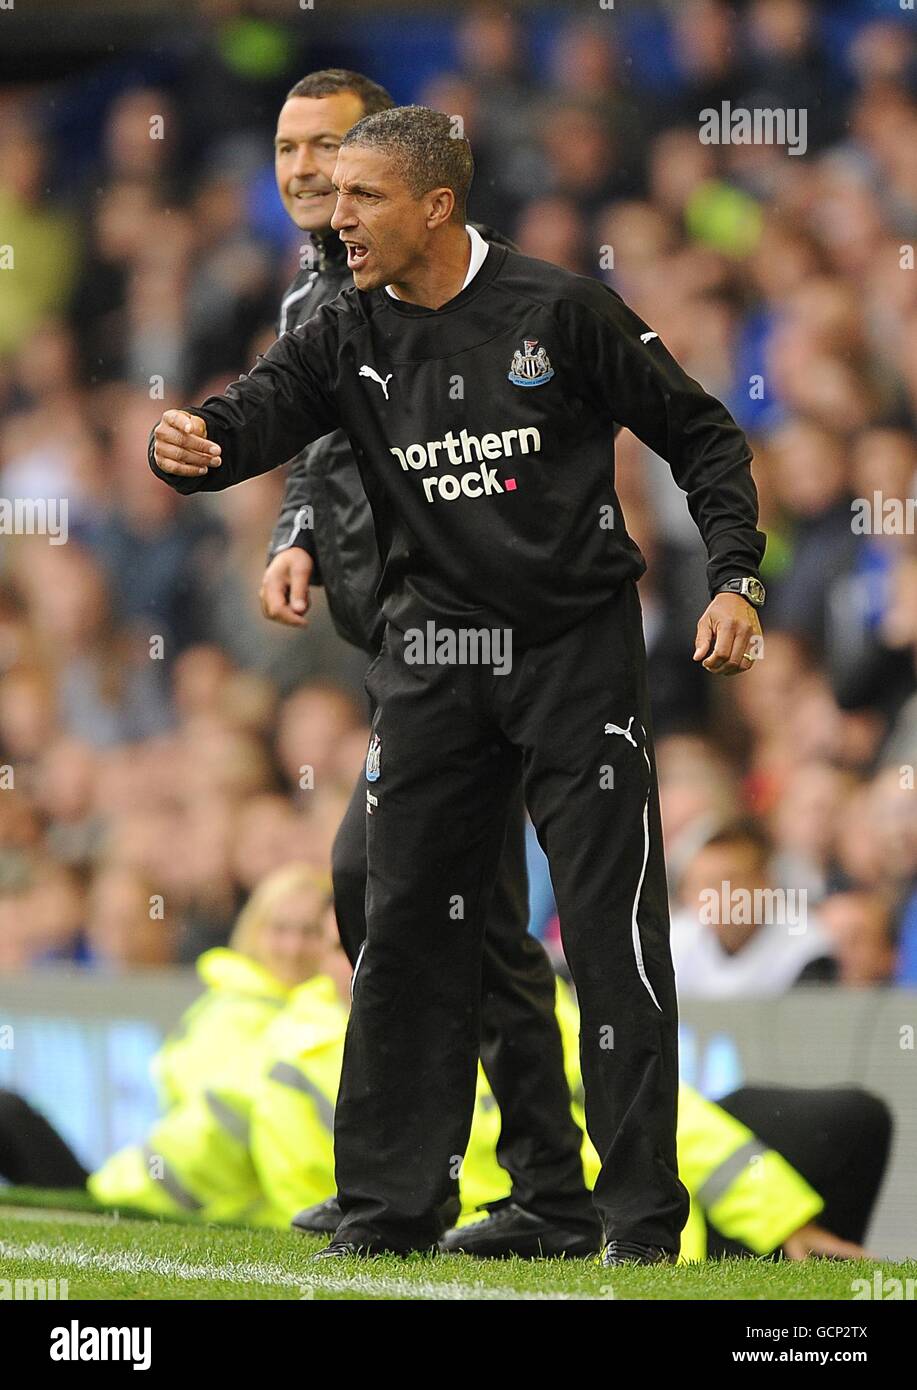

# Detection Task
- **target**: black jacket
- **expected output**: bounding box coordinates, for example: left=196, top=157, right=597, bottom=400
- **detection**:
left=267, top=224, right=520, bottom=656
left=152, top=240, right=765, bottom=650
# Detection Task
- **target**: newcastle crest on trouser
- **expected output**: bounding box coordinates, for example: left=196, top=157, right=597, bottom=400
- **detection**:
left=365, top=732, right=381, bottom=783
left=508, top=338, right=555, bottom=388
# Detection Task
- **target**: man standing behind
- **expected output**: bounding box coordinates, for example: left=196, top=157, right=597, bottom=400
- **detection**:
left=150, top=106, right=766, bottom=1266
left=256, top=71, right=600, bottom=1258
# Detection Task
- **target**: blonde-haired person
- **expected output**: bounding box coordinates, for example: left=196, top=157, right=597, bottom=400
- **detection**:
left=0, top=867, right=339, bottom=1217
left=145, top=863, right=334, bottom=1114
left=75, top=865, right=336, bottom=1220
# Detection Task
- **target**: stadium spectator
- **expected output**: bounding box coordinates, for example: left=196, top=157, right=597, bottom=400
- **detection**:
left=815, top=891, right=898, bottom=987
left=0, top=114, right=78, bottom=356
left=670, top=822, right=835, bottom=997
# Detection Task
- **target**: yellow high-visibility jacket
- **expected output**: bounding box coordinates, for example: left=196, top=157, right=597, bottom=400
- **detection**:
left=249, top=975, right=348, bottom=1227
left=87, top=949, right=289, bottom=1222
left=464, top=982, right=824, bottom=1260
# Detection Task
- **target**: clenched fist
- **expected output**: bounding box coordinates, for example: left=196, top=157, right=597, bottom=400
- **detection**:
left=152, top=410, right=223, bottom=477
left=693, top=593, right=764, bottom=676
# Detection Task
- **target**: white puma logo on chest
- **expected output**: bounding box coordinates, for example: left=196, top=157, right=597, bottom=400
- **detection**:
left=358, top=365, right=393, bottom=400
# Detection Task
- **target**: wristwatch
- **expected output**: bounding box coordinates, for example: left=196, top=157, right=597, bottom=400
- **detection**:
left=715, top=576, right=766, bottom=608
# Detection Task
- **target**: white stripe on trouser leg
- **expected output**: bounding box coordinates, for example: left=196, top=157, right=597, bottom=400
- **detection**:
left=351, top=939, right=366, bottom=1001
left=631, top=727, right=662, bottom=1011
left=631, top=794, right=661, bottom=1011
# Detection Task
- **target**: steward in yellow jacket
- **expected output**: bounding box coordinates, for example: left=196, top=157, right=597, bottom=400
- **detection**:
left=87, top=947, right=287, bottom=1222
left=88, top=865, right=332, bottom=1223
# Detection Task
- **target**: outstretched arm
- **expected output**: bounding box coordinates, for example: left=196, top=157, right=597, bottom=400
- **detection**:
left=149, top=315, right=340, bottom=495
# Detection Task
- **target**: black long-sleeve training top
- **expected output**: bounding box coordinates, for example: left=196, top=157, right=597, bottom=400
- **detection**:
left=150, top=240, right=766, bottom=648
left=266, top=224, right=519, bottom=656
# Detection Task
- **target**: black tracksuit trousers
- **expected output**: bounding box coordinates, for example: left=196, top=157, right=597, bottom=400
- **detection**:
left=332, top=705, right=597, bottom=1234
left=334, top=579, right=690, bottom=1251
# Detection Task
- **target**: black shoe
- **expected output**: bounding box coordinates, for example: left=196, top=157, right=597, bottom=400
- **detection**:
left=600, top=1239, right=678, bottom=1267
left=440, top=1201, right=601, bottom=1259
left=294, top=1195, right=458, bottom=1239
left=292, top=1197, right=342, bottom=1234
left=314, top=1227, right=441, bottom=1258
left=312, top=1239, right=372, bottom=1260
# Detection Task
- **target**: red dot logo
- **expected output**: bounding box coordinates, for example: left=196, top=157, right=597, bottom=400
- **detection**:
left=505, top=478, right=517, bottom=491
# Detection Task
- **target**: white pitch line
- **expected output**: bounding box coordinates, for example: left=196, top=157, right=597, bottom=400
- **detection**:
left=0, top=1238, right=604, bottom=1301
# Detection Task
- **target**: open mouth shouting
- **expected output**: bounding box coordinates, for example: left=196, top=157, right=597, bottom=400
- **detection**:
left=344, top=241, right=371, bottom=272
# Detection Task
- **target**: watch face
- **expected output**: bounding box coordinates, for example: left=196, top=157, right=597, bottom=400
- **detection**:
left=746, top=577, right=766, bottom=606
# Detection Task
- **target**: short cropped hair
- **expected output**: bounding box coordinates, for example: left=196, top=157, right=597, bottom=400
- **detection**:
left=341, top=105, right=474, bottom=223
left=286, top=69, right=394, bottom=117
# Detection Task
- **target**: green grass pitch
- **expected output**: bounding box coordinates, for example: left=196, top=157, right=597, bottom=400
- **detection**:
left=0, top=1190, right=914, bottom=1300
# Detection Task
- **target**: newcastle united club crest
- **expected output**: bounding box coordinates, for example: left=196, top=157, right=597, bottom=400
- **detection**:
left=365, top=732, right=381, bottom=783
left=508, top=338, right=555, bottom=388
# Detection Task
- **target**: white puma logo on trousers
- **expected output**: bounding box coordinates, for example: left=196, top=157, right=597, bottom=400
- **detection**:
left=604, top=716, right=637, bottom=747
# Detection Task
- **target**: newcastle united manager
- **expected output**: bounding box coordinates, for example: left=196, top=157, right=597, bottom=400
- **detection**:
left=261, top=68, right=599, bottom=1259
left=150, top=105, right=766, bottom=1267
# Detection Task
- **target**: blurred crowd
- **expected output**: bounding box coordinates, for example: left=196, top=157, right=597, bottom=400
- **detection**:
left=0, top=0, right=916, bottom=990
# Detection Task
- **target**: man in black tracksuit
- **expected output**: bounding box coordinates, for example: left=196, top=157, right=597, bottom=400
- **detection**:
left=151, top=106, right=767, bottom=1265
left=260, top=74, right=597, bottom=1257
